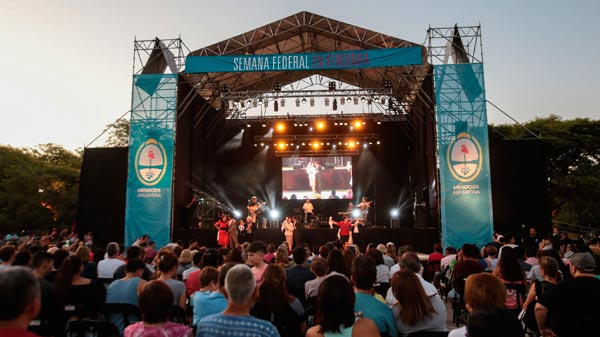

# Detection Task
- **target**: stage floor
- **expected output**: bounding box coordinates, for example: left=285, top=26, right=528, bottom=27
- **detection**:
left=173, top=227, right=440, bottom=253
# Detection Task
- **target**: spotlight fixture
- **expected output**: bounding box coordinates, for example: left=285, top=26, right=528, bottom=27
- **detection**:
left=275, top=122, right=286, bottom=132
left=346, top=97, right=352, bottom=103
left=274, top=82, right=282, bottom=92
left=233, top=210, right=241, bottom=218
left=328, top=81, right=336, bottom=90
left=262, top=124, right=266, bottom=127
left=352, top=209, right=361, bottom=218
left=377, top=141, right=381, bottom=145
left=301, top=98, right=307, bottom=104
left=246, top=124, right=251, bottom=128
left=316, top=121, right=326, bottom=130
left=383, top=79, right=392, bottom=89
left=361, top=97, right=366, bottom=103
left=221, top=84, right=229, bottom=93
left=353, top=120, right=363, bottom=128
left=390, top=209, right=399, bottom=217
left=270, top=210, right=280, bottom=219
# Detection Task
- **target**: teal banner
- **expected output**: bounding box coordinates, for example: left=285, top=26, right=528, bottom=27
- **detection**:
left=185, top=47, right=422, bottom=73
left=434, top=63, right=493, bottom=250
left=124, top=74, right=177, bottom=248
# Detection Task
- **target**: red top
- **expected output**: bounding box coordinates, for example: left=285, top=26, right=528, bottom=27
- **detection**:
left=0, top=328, right=41, bottom=337
left=185, top=269, right=202, bottom=296
left=334, top=220, right=352, bottom=236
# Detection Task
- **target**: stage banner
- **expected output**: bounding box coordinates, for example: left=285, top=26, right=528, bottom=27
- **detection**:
left=124, top=73, right=177, bottom=248
left=434, top=63, right=493, bottom=250
left=185, top=47, right=422, bottom=73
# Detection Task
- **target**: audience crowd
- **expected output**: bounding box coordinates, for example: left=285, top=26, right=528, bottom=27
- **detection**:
left=0, top=226, right=599, bottom=337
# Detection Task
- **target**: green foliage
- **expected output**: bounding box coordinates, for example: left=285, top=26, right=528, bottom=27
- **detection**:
left=106, top=119, right=130, bottom=147
left=0, top=145, right=80, bottom=232
left=489, top=115, right=600, bottom=227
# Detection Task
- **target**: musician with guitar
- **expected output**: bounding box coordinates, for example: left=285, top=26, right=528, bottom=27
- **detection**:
left=247, top=196, right=267, bottom=229
left=359, top=197, right=373, bottom=223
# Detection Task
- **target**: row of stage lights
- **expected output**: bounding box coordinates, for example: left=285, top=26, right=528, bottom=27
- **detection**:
left=246, top=119, right=380, bottom=132
left=253, top=140, right=381, bottom=149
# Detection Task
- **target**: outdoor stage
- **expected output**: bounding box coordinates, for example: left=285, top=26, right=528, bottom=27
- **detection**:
left=173, top=227, right=439, bottom=252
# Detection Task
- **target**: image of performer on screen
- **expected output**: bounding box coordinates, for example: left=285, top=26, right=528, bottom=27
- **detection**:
left=302, top=197, right=314, bottom=225
left=314, top=160, right=323, bottom=194
left=329, top=216, right=354, bottom=244
left=306, top=162, right=317, bottom=193
left=214, top=214, right=229, bottom=248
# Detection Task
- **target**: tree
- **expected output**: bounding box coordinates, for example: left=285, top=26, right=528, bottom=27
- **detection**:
left=0, top=146, right=79, bottom=232
left=105, top=119, right=130, bottom=147
left=27, top=143, right=82, bottom=169
left=489, top=115, right=600, bottom=227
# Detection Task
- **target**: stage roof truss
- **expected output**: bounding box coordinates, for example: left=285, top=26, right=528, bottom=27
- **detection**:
left=179, top=11, right=433, bottom=139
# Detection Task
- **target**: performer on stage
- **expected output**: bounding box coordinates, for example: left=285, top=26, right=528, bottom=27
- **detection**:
left=281, top=216, right=295, bottom=250
left=359, top=197, right=373, bottom=222
left=302, top=197, right=314, bottom=226
left=306, top=162, right=317, bottom=193
left=227, top=214, right=239, bottom=248
left=246, top=196, right=261, bottom=227
left=329, top=216, right=354, bottom=245
left=351, top=219, right=365, bottom=250
left=214, top=214, right=229, bottom=248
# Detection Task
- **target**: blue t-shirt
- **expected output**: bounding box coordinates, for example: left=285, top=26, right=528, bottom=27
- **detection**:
left=355, top=292, right=398, bottom=337
left=192, top=291, right=228, bottom=326
left=197, top=313, right=280, bottom=337
left=163, top=278, right=186, bottom=305
left=105, top=277, right=142, bottom=333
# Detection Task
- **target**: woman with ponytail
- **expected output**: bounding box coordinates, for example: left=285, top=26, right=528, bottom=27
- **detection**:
left=522, top=256, right=562, bottom=332
left=156, top=252, right=187, bottom=310
left=54, top=255, right=106, bottom=319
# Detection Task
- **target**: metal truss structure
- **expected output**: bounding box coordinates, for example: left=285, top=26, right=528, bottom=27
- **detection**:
left=426, top=25, right=486, bottom=143
left=133, top=37, right=189, bottom=75
left=179, top=11, right=433, bottom=141
left=426, top=25, right=483, bottom=65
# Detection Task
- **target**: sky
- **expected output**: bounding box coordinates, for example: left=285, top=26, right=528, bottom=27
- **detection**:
left=1, top=0, right=598, bottom=151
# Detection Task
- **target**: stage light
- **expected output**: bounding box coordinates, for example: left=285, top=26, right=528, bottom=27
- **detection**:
left=328, top=81, right=336, bottom=90
left=361, top=97, right=366, bottom=103
left=270, top=210, right=280, bottom=219
left=274, top=82, right=282, bottom=92
left=247, top=99, right=252, bottom=105
left=332, top=144, right=336, bottom=148
left=377, top=141, right=381, bottom=145
left=347, top=141, right=356, bottom=148
left=262, top=124, right=266, bottom=128
left=363, top=143, right=367, bottom=149
left=233, top=210, right=241, bottom=218
left=334, top=122, right=338, bottom=125
left=309, top=127, right=313, bottom=131
left=266, top=145, right=269, bottom=149
left=294, top=123, right=298, bottom=126
left=384, top=79, right=392, bottom=89
left=316, top=121, right=326, bottom=130
left=221, top=84, right=229, bottom=93
left=350, top=127, right=353, bottom=131
left=377, top=121, right=382, bottom=125
left=353, top=120, right=363, bottom=128
left=312, top=142, right=320, bottom=149
left=346, top=97, right=352, bottom=103
left=374, top=96, right=380, bottom=102
left=270, top=128, right=273, bottom=132
left=352, top=209, right=361, bottom=218
left=302, top=142, right=305, bottom=146
left=390, top=209, right=399, bottom=217
left=302, top=98, right=307, bottom=104
left=338, top=142, right=342, bottom=145
left=246, top=124, right=251, bottom=128
left=326, top=142, right=330, bottom=145
left=275, top=122, right=286, bottom=132
left=254, top=144, right=257, bottom=147
left=320, top=142, right=324, bottom=145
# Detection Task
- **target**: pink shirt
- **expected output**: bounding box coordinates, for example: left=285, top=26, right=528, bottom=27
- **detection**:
left=252, top=263, right=268, bottom=286
left=125, top=321, right=191, bottom=337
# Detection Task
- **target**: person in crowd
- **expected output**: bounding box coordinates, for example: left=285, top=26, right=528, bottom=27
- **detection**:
left=390, top=269, right=447, bottom=335
left=156, top=252, right=187, bottom=310
left=97, top=242, right=125, bottom=279
left=386, top=252, right=446, bottom=334
left=327, top=249, right=350, bottom=279
left=191, top=266, right=219, bottom=325
left=285, top=246, right=315, bottom=305
left=124, top=280, right=192, bottom=337
left=182, top=250, right=201, bottom=282
left=274, top=246, right=290, bottom=268
left=352, top=256, right=398, bottom=337
left=306, top=274, right=380, bottom=337
left=177, top=249, right=194, bottom=279
left=30, top=252, right=60, bottom=337
left=75, top=246, right=96, bottom=280
left=448, top=273, right=507, bottom=337
left=466, top=307, right=524, bottom=337
left=522, top=256, right=562, bottom=333
left=0, top=244, right=16, bottom=270
left=535, top=252, right=600, bottom=337
left=247, top=241, right=268, bottom=286
left=145, top=240, right=158, bottom=263
left=377, top=244, right=394, bottom=268
left=427, top=243, right=444, bottom=274
left=192, top=263, right=233, bottom=326
left=13, top=250, right=32, bottom=267
left=113, top=245, right=152, bottom=281
left=185, top=248, right=220, bottom=296
left=368, top=248, right=390, bottom=285
left=196, top=264, right=280, bottom=337
left=0, top=267, right=42, bottom=337
left=523, top=227, right=540, bottom=249
left=524, top=245, right=539, bottom=267
left=106, top=260, right=147, bottom=333
left=492, top=246, right=527, bottom=311
left=386, top=242, right=398, bottom=265
left=54, top=255, right=106, bottom=320
left=251, top=264, right=305, bottom=337
left=264, top=244, right=277, bottom=264
left=305, top=257, right=329, bottom=299
left=449, top=244, right=484, bottom=299
left=484, top=245, right=499, bottom=272
left=343, top=249, right=356, bottom=278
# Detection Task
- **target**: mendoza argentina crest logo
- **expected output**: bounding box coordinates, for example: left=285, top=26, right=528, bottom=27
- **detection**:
left=134, top=138, right=167, bottom=186
left=447, top=132, right=483, bottom=183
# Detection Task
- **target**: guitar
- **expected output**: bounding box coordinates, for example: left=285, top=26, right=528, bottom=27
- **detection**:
left=359, top=201, right=373, bottom=210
